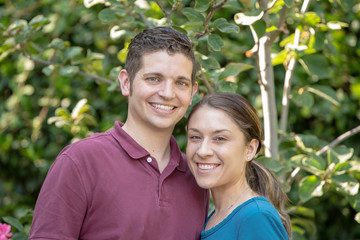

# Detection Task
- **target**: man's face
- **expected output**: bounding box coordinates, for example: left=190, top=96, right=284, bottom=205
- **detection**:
left=119, top=50, right=198, bottom=132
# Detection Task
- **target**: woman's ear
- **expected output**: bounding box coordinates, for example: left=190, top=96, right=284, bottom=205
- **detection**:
left=246, top=139, right=259, bottom=161
left=118, top=69, right=131, bottom=96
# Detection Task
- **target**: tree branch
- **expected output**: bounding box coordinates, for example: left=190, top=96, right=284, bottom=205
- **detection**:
left=24, top=53, right=120, bottom=91
left=268, top=5, right=288, bottom=42
left=198, top=65, right=214, bottom=93
left=316, top=125, right=360, bottom=156
left=194, top=0, right=228, bottom=39
left=155, top=0, right=173, bottom=27
left=138, top=12, right=153, bottom=29
left=279, top=0, right=310, bottom=134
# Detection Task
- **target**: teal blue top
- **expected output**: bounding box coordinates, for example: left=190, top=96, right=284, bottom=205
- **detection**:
left=201, top=197, right=289, bottom=240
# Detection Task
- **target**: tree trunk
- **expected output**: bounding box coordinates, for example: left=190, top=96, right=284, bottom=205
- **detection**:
left=257, top=36, right=278, bottom=159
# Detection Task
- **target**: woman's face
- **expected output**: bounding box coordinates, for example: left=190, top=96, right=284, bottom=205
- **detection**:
left=186, top=106, right=257, bottom=191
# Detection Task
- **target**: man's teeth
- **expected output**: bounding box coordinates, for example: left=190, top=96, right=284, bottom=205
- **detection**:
left=152, top=104, right=174, bottom=110
left=198, top=164, right=218, bottom=170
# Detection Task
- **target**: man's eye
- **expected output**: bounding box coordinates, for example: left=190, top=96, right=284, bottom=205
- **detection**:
left=177, top=81, right=188, bottom=86
left=147, top=77, right=159, bottom=82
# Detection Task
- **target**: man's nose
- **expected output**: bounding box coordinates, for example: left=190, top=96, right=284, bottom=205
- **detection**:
left=158, top=81, right=175, bottom=99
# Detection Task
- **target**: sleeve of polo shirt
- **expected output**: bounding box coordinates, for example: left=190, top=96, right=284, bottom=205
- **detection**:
left=29, top=153, right=87, bottom=240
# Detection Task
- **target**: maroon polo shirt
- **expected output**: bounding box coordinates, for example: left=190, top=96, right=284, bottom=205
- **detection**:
left=29, top=121, right=209, bottom=240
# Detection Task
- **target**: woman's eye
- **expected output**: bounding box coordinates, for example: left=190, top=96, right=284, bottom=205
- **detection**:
left=215, top=136, right=226, bottom=141
left=189, top=135, right=201, bottom=140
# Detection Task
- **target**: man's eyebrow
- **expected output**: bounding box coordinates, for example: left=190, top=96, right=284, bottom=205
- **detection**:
left=143, top=72, right=191, bottom=81
left=142, top=72, right=163, bottom=77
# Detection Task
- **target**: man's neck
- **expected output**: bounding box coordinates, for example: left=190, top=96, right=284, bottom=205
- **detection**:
left=122, top=121, right=174, bottom=172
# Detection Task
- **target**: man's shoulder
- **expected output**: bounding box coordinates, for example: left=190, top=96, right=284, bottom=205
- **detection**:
left=60, top=130, right=115, bottom=155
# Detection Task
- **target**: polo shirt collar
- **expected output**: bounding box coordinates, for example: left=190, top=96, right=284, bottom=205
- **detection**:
left=110, top=121, right=186, bottom=172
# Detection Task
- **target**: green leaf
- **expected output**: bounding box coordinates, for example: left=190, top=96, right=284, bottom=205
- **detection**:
left=297, top=134, right=319, bottom=148
left=42, top=65, right=55, bottom=76
left=198, top=54, right=220, bottom=70
left=29, top=15, right=50, bottom=29
left=195, top=0, right=210, bottom=12
left=328, top=149, right=340, bottom=165
left=348, top=161, right=360, bottom=172
left=84, top=0, right=107, bottom=8
left=82, top=113, right=98, bottom=126
left=2, top=216, right=25, bottom=232
left=252, top=20, right=266, bottom=38
left=350, top=82, right=360, bottom=99
left=64, top=47, right=83, bottom=61
left=283, top=0, right=294, bottom=7
left=331, top=174, right=359, bottom=196
left=257, top=156, right=284, bottom=172
left=271, top=49, right=288, bottom=66
left=299, top=175, right=325, bottom=202
left=217, top=81, right=237, bottom=92
left=347, top=193, right=360, bottom=211
left=218, top=62, right=253, bottom=79
left=303, top=155, right=326, bottom=173
left=334, top=161, right=351, bottom=172
left=11, top=232, right=28, bottom=240
left=287, top=206, right=315, bottom=218
left=300, top=54, right=331, bottom=80
left=291, top=218, right=317, bottom=236
left=290, top=154, right=325, bottom=175
left=59, top=65, right=79, bottom=77
left=331, top=146, right=354, bottom=163
left=98, top=8, right=117, bottom=24
left=303, top=12, right=321, bottom=26
left=9, top=19, right=28, bottom=31
left=207, top=34, right=224, bottom=51
left=49, top=38, right=68, bottom=50
left=213, top=18, right=239, bottom=33
left=355, top=213, right=360, bottom=224
left=55, top=108, right=70, bottom=118
left=306, top=85, right=340, bottom=106
left=182, top=8, right=205, bottom=22
left=114, top=9, right=127, bottom=18
left=293, top=91, right=314, bottom=108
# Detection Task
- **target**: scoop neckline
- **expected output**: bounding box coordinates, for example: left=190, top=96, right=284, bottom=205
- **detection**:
left=202, top=196, right=268, bottom=235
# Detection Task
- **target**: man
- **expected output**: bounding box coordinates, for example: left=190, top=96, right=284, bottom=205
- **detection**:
left=29, top=27, right=209, bottom=240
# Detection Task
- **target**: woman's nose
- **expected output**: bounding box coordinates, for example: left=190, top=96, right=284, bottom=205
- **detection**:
left=196, top=139, right=213, bottom=158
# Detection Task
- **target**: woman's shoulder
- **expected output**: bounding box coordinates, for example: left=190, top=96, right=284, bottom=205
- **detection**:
left=234, top=196, right=280, bottom=220
left=234, top=197, right=289, bottom=239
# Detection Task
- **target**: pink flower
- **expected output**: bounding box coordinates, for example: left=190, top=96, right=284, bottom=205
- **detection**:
left=0, top=223, right=12, bottom=240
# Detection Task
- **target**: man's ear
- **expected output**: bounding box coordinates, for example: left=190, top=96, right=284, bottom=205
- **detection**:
left=118, top=69, right=131, bottom=96
left=189, top=82, right=198, bottom=106
left=246, top=139, right=259, bottom=162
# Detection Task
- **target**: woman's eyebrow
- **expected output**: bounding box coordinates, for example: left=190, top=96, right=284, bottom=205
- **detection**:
left=188, top=128, right=230, bottom=133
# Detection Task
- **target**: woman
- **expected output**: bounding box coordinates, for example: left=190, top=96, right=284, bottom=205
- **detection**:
left=186, top=92, right=291, bottom=239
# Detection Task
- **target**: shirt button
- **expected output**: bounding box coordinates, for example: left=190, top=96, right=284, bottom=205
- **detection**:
left=146, top=157, right=152, bottom=163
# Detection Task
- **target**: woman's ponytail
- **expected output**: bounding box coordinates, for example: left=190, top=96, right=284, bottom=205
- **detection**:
left=246, top=160, right=292, bottom=238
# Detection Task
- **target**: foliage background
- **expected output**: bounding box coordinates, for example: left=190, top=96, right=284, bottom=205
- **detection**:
left=1, top=0, right=360, bottom=239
